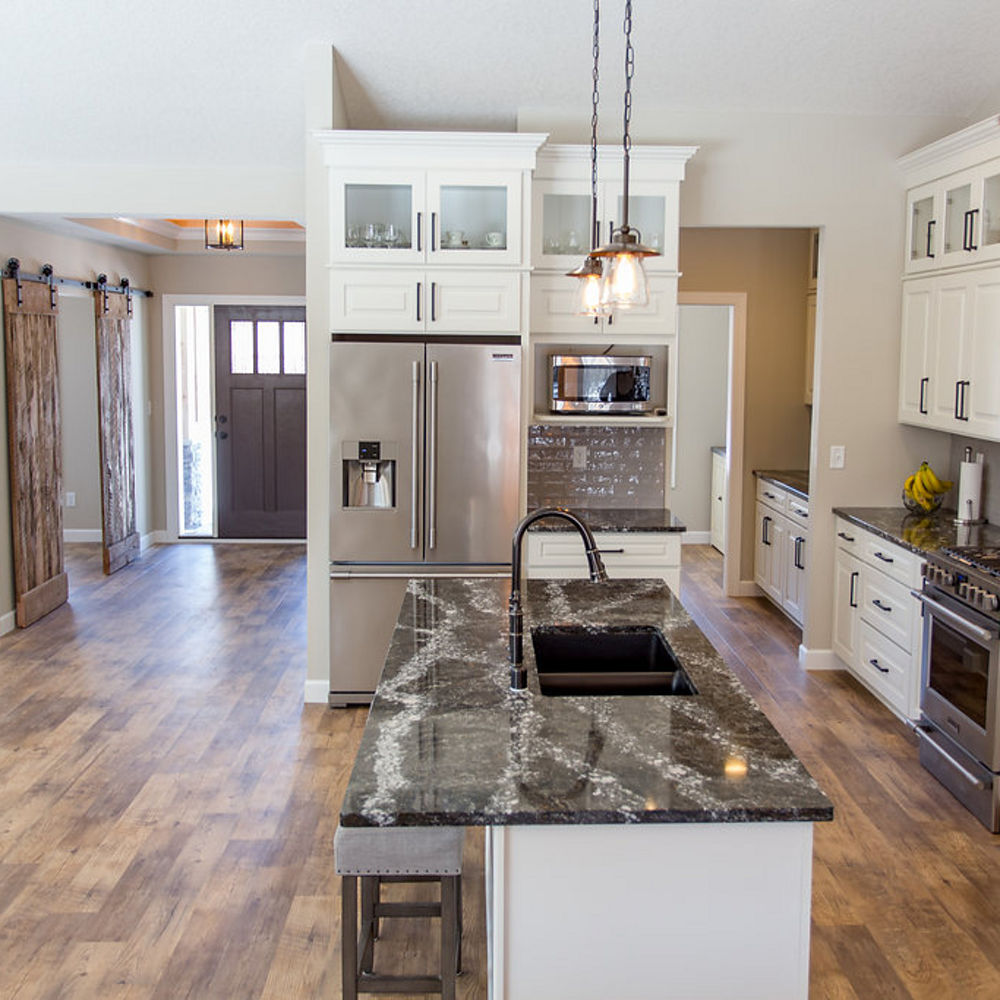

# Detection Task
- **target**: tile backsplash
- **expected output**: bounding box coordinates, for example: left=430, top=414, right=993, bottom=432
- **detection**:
left=527, top=424, right=665, bottom=509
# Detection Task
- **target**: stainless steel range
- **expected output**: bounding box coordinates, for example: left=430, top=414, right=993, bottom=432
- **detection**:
left=917, top=546, right=1000, bottom=831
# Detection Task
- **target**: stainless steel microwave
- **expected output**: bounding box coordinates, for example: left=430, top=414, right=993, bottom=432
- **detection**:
left=548, top=354, right=653, bottom=413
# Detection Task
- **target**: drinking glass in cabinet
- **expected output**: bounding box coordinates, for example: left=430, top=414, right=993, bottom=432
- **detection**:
left=542, top=193, right=590, bottom=255
left=910, top=195, right=934, bottom=261
left=615, top=194, right=665, bottom=252
left=439, top=185, right=507, bottom=249
left=943, top=183, right=971, bottom=254
left=344, top=183, right=412, bottom=250
left=984, top=172, right=1000, bottom=247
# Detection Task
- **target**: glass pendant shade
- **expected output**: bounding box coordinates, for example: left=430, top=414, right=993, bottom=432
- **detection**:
left=599, top=250, right=649, bottom=309
left=567, top=255, right=609, bottom=316
left=205, top=219, right=244, bottom=251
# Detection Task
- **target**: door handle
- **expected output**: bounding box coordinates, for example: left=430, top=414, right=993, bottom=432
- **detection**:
left=954, top=379, right=962, bottom=419
left=872, top=598, right=892, bottom=613
left=838, top=530, right=855, bottom=542
left=431, top=282, right=437, bottom=323
left=762, top=515, right=771, bottom=545
left=969, top=208, right=979, bottom=250
left=794, top=536, right=805, bottom=570
left=416, top=281, right=422, bottom=323
left=873, top=551, right=894, bottom=564
left=216, top=430, right=228, bottom=440
left=869, top=657, right=890, bottom=674
left=431, top=212, right=437, bottom=252
left=926, top=219, right=936, bottom=258
left=919, top=376, right=928, bottom=414
left=428, top=359, right=438, bottom=549
left=416, top=211, right=422, bottom=252
left=959, top=380, right=970, bottom=421
left=849, top=570, right=858, bottom=608
left=410, top=360, right=420, bottom=549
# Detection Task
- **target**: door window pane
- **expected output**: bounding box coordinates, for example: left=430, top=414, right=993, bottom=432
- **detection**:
left=175, top=305, right=214, bottom=536
left=345, top=183, right=412, bottom=249
left=283, top=321, right=306, bottom=374
left=230, top=321, right=254, bottom=374
left=910, top=196, right=935, bottom=261
left=439, top=185, right=507, bottom=250
left=944, top=183, right=972, bottom=253
left=983, top=173, right=1000, bottom=247
left=257, top=321, right=281, bottom=374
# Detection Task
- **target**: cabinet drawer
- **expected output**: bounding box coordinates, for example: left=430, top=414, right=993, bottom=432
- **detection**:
left=861, top=534, right=923, bottom=588
left=856, top=620, right=908, bottom=713
left=528, top=531, right=680, bottom=569
left=787, top=497, right=810, bottom=527
left=858, top=568, right=919, bottom=652
left=834, top=517, right=863, bottom=554
left=755, top=479, right=788, bottom=514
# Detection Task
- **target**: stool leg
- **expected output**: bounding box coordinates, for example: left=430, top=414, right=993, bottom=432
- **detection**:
left=341, top=875, right=358, bottom=1000
left=360, top=876, right=376, bottom=974
left=456, top=874, right=463, bottom=974
left=372, top=875, right=381, bottom=939
left=440, top=876, right=458, bottom=1000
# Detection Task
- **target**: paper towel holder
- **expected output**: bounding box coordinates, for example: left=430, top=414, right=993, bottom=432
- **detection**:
left=954, top=448, right=986, bottom=525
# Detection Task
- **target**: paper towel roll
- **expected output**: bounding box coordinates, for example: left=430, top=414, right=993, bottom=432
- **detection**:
left=957, top=460, right=983, bottom=523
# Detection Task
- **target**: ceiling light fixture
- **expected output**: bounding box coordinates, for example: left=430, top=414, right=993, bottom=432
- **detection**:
left=204, top=219, right=244, bottom=251
left=592, top=0, right=658, bottom=309
left=567, top=0, right=611, bottom=318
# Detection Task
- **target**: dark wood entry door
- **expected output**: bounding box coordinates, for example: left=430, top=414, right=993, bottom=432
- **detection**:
left=214, top=306, right=306, bottom=538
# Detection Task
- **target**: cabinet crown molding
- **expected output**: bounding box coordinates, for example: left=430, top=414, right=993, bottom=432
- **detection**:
left=898, top=114, right=1000, bottom=186
left=313, top=129, right=548, bottom=170
left=536, top=143, right=699, bottom=182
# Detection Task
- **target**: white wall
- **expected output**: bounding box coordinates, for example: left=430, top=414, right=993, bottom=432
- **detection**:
left=520, top=108, right=961, bottom=657
left=672, top=305, right=729, bottom=534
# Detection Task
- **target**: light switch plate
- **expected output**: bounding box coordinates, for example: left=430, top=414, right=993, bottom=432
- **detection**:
left=64, top=491, right=76, bottom=507
left=829, top=445, right=845, bottom=469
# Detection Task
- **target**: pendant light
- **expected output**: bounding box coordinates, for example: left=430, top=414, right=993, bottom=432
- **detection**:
left=566, top=0, right=611, bottom=318
left=592, top=0, right=658, bottom=309
left=204, top=219, right=244, bottom=251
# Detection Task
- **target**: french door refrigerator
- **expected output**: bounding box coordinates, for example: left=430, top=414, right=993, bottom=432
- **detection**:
left=329, top=334, right=521, bottom=704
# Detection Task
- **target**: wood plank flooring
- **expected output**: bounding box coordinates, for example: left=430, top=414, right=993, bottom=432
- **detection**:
left=0, top=542, right=997, bottom=998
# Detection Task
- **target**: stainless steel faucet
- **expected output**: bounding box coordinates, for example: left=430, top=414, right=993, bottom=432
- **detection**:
left=508, top=507, right=608, bottom=690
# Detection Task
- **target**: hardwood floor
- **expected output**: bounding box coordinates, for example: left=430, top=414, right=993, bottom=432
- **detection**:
left=0, top=542, right=997, bottom=998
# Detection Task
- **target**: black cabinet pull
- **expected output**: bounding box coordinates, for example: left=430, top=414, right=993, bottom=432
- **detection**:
left=955, top=380, right=962, bottom=419
left=963, top=210, right=972, bottom=252
left=416, top=281, right=422, bottom=322
left=869, top=657, right=890, bottom=674
left=602, top=547, right=626, bottom=554
left=764, top=491, right=777, bottom=500
left=970, top=208, right=980, bottom=250
left=872, top=598, right=892, bottom=613
left=926, top=219, right=936, bottom=258
left=849, top=570, right=858, bottom=608
left=838, top=531, right=855, bottom=542
left=762, top=515, right=771, bottom=546
left=431, top=212, right=437, bottom=252
left=919, top=376, right=928, bottom=415
left=431, top=282, right=437, bottom=322
left=794, top=536, right=805, bottom=570
left=416, top=212, right=422, bottom=252
left=874, top=551, right=894, bottom=564
left=958, top=380, right=970, bottom=421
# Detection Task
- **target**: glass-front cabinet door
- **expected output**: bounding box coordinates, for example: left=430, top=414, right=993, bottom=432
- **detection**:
left=611, top=181, right=678, bottom=271
left=331, top=170, right=426, bottom=264
left=532, top=181, right=594, bottom=272
left=426, top=172, right=522, bottom=265
left=906, top=181, right=939, bottom=273
left=940, top=169, right=980, bottom=267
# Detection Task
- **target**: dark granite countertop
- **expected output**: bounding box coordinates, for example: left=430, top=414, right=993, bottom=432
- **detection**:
left=340, top=577, right=833, bottom=828
left=527, top=507, right=687, bottom=533
left=755, top=469, right=809, bottom=500
left=834, top=506, right=1000, bottom=556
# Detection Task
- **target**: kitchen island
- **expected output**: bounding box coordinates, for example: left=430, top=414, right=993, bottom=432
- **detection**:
left=340, top=576, right=832, bottom=999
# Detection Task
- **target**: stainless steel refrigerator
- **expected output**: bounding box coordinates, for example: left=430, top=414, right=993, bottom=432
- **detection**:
left=329, top=334, right=521, bottom=704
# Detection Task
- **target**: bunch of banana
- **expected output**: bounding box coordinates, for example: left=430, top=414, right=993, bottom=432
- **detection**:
left=904, top=461, right=953, bottom=511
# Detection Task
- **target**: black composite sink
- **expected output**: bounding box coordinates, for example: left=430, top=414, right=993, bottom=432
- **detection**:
left=530, top=625, right=699, bottom=697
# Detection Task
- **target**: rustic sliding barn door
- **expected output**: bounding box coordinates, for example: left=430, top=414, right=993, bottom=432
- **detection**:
left=2, top=277, right=69, bottom=626
left=94, top=290, right=139, bottom=574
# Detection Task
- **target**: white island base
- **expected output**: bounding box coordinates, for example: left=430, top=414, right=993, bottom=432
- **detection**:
left=486, top=821, right=814, bottom=1000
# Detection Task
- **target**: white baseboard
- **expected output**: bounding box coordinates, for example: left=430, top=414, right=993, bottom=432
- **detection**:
left=729, top=580, right=761, bottom=597
left=304, top=678, right=330, bottom=705
left=64, top=529, right=102, bottom=543
left=680, top=531, right=711, bottom=545
left=141, top=530, right=168, bottom=550
left=799, top=646, right=843, bottom=671
left=0, top=609, right=16, bottom=636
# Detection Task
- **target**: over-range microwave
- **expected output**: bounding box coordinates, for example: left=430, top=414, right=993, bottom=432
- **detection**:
left=548, top=354, right=653, bottom=414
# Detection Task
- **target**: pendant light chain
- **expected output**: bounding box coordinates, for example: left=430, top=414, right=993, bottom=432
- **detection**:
left=621, top=0, right=634, bottom=230
left=590, top=0, right=601, bottom=250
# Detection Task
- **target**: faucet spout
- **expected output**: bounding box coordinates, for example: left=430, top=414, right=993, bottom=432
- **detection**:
left=508, top=507, right=608, bottom=690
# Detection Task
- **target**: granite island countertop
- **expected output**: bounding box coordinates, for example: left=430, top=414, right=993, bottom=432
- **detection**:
left=527, top=507, right=687, bottom=533
left=834, top=506, right=1000, bottom=556
left=755, top=469, right=810, bottom=499
left=339, top=577, right=833, bottom=828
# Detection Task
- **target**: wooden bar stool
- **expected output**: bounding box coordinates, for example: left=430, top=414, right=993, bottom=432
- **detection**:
left=335, top=825, right=464, bottom=999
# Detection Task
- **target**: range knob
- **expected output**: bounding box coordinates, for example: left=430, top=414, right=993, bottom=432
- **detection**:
left=969, top=585, right=982, bottom=605
left=984, top=592, right=1000, bottom=612
left=958, top=581, right=970, bottom=599
left=940, top=569, right=955, bottom=587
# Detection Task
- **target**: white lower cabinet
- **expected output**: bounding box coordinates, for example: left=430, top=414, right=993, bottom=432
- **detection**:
left=831, top=516, right=923, bottom=720
left=753, top=480, right=809, bottom=627
left=526, top=530, right=682, bottom=594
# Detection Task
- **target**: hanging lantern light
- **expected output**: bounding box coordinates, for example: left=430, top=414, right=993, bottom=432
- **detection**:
left=567, top=0, right=612, bottom=319
left=592, top=0, right=658, bottom=309
left=204, top=219, right=244, bottom=251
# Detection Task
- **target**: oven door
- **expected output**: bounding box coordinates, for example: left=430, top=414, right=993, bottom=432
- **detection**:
left=918, top=588, right=1000, bottom=769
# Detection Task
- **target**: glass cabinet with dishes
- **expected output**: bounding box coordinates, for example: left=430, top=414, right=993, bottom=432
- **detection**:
left=331, top=168, right=525, bottom=266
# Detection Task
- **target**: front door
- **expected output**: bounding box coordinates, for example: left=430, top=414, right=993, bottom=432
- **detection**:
left=214, top=305, right=306, bottom=538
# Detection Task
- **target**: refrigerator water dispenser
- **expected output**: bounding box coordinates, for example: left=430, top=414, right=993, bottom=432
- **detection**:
left=343, top=441, right=396, bottom=509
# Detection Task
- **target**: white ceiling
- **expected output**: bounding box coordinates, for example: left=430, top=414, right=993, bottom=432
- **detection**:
left=2, top=0, right=999, bottom=178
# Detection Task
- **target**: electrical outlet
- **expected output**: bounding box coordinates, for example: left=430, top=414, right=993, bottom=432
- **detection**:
left=572, top=445, right=588, bottom=470
left=829, top=445, right=845, bottom=469
left=64, top=491, right=76, bottom=507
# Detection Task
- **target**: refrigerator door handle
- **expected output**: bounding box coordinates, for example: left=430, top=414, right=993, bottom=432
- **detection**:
left=428, top=359, right=438, bottom=549
left=329, top=570, right=511, bottom=579
left=410, top=360, right=420, bottom=549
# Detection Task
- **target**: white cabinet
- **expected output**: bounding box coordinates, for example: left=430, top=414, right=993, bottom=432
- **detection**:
left=331, top=268, right=522, bottom=334
left=831, top=517, right=923, bottom=720
left=710, top=450, right=726, bottom=554
left=526, top=530, right=682, bottom=595
left=898, top=266, right=1000, bottom=440
left=753, top=479, right=809, bottom=627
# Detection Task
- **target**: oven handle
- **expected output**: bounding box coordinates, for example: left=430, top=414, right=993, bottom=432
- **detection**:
left=912, top=590, right=996, bottom=644
left=915, top=726, right=993, bottom=791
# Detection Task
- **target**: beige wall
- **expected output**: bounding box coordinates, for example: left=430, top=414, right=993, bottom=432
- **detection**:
left=679, top=228, right=812, bottom=578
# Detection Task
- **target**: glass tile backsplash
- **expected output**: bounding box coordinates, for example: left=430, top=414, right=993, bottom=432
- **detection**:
left=527, top=424, right=665, bottom=509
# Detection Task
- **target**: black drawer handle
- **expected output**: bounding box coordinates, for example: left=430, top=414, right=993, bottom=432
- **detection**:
left=872, top=599, right=892, bottom=613
left=849, top=571, right=858, bottom=608
left=764, top=491, right=777, bottom=500
left=794, top=509, right=809, bottom=518
left=602, top=547, right=626, bottom=554
left=837, top=531, right=855, bottom=542
left=919, top=376, right=928, bottom=415
left=873, top=552, right=894, bottom=564
left=869, top=657, right=890, bottom=674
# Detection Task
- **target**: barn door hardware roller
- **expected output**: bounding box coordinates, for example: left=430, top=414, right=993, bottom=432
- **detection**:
left=4, top=257, right=23, bottom=306
left=40, top=263, right=56, bottom=310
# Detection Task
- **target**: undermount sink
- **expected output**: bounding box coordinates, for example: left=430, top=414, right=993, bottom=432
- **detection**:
left=530, top=625, right=698, bottom=697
